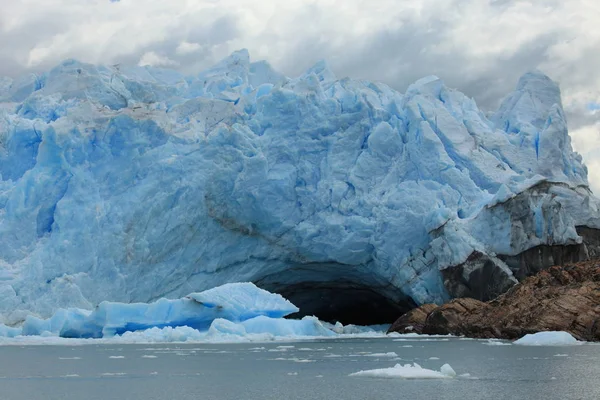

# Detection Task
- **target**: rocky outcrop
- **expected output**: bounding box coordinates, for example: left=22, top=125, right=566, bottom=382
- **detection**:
left=388, top=261, right=600, bottom=341
left=441, top=252, right=517, bottom=302
left=438, top=180, right=600, bottom=302
left=387, top=303, right=438, bottom=333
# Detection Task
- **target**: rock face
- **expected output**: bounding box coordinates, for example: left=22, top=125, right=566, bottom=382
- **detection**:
left=1, top=51, right=600, bottom=324
left=388, top=261, right=600, bottom=341
left=387, top=303, right=438, bottom=334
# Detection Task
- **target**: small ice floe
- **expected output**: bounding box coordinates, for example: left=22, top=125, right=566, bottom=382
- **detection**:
left=553, top=354, right=569, bottom=357
left=287, top=372, right=298, bottom=376
left=349, top=363, right=457, bottom=379
left=58, top=357, right=82, bottom=360
left=101, top=372, right=127, bottom=376
left=268, top=348, right=288, bottom=352
left=109, top=356, right=125, bottom=359
left=483, top=339, right=511, bottom=346
left=364, top=352, right=398, bottom=358
left=270, top=357, right=315, bottom=363
left=61, top=374, right=79, bottom=378
left=514, top=331, right=581, bottom=346
left=142, top=355, right=157, bottom=358
left=428, top=357, right=440, bottom=360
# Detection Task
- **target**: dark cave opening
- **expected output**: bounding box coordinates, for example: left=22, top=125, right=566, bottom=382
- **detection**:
left=259, top=281, right=416, bottom=326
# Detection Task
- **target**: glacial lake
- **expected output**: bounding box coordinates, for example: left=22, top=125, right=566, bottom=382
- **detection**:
left=1, top=337, right=599, bottom=400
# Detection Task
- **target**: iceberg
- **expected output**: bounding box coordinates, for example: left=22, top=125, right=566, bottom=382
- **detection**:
left=206, top=315, right=336, bottom=341
left=5, top=282, right=298, bottom=338
left=349, top=363, right=457, bottom=379
left=513, top=331, right=581, bottom=346
left=1, top=50, right=599, bottom=324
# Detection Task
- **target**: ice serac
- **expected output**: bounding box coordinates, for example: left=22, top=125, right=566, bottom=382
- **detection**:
left=0, top=51, right=599, bottom=325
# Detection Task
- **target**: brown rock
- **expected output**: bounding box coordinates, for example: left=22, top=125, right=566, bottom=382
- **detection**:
left=388, top=261, right=600, bottom=341
left=387, top=304, right=437, bottom=334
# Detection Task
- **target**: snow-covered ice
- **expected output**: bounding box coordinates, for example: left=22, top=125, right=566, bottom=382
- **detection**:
left=513, top=331, right=580, bottom=346
left=1, top=50, right=598, bottom=324
left=349, top=363, right=457, bottom=379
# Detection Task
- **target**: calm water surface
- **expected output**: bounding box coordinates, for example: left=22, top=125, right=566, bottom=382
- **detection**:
left=1, top=337, right=599, bottom=400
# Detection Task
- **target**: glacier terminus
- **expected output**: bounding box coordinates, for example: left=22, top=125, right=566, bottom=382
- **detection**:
left=1, top=49, right=599, bottom=327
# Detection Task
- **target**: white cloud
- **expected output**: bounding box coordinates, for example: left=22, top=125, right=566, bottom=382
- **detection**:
left=138, top=51, right=179, bottom=67
left=570, top=122, right=600, bottom=192
left=176, top=42, right=202, bottom=55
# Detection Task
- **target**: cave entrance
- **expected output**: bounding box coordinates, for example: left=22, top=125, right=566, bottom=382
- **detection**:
left=276, top=283, right=415, bottom=325
left=255, top=266, right=416, bottom=325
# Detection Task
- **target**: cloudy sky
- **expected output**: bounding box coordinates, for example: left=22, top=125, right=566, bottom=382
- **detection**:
left=1, top=0, right=599, bottom=190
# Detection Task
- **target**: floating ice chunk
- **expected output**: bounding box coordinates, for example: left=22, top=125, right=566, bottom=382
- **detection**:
left=364, top=352, right=398, bottom=357
left=115, top=326, right=205, bottom=343
left=206, top=318, right=248, bottom=338
left=514, top=331, right=580, bottom=346
left=323, top=322, right=389, bottom=335
left=271, top=357, right=315, bottom=363
left=15, top=283, right=298, bottom=338
left=108, top=356, right=125, bottom=359
left=241, top=316, right=335, bottom=337
left=440, top=363, right=456, bottom=377
left=483, top=339, right=512, bottom=346
left=0, top=324, right=22, bottom=338
left=349, top=363, right=457, bottom=379
left=188, top=283, right=298, bottom=320
left=205, top=315, right=335, bottom=340
left=107, top=314, right=335, bottom=343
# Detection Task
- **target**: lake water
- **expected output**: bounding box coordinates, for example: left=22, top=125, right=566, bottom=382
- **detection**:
left=1, top=337, right=599, bottom=400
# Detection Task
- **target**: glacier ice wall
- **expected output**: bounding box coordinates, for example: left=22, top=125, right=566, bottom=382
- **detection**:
left=0, top=50, right=599, bottom=324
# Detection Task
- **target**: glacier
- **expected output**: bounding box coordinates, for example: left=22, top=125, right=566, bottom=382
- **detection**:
left=1, top=49, right=599, bottom=325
